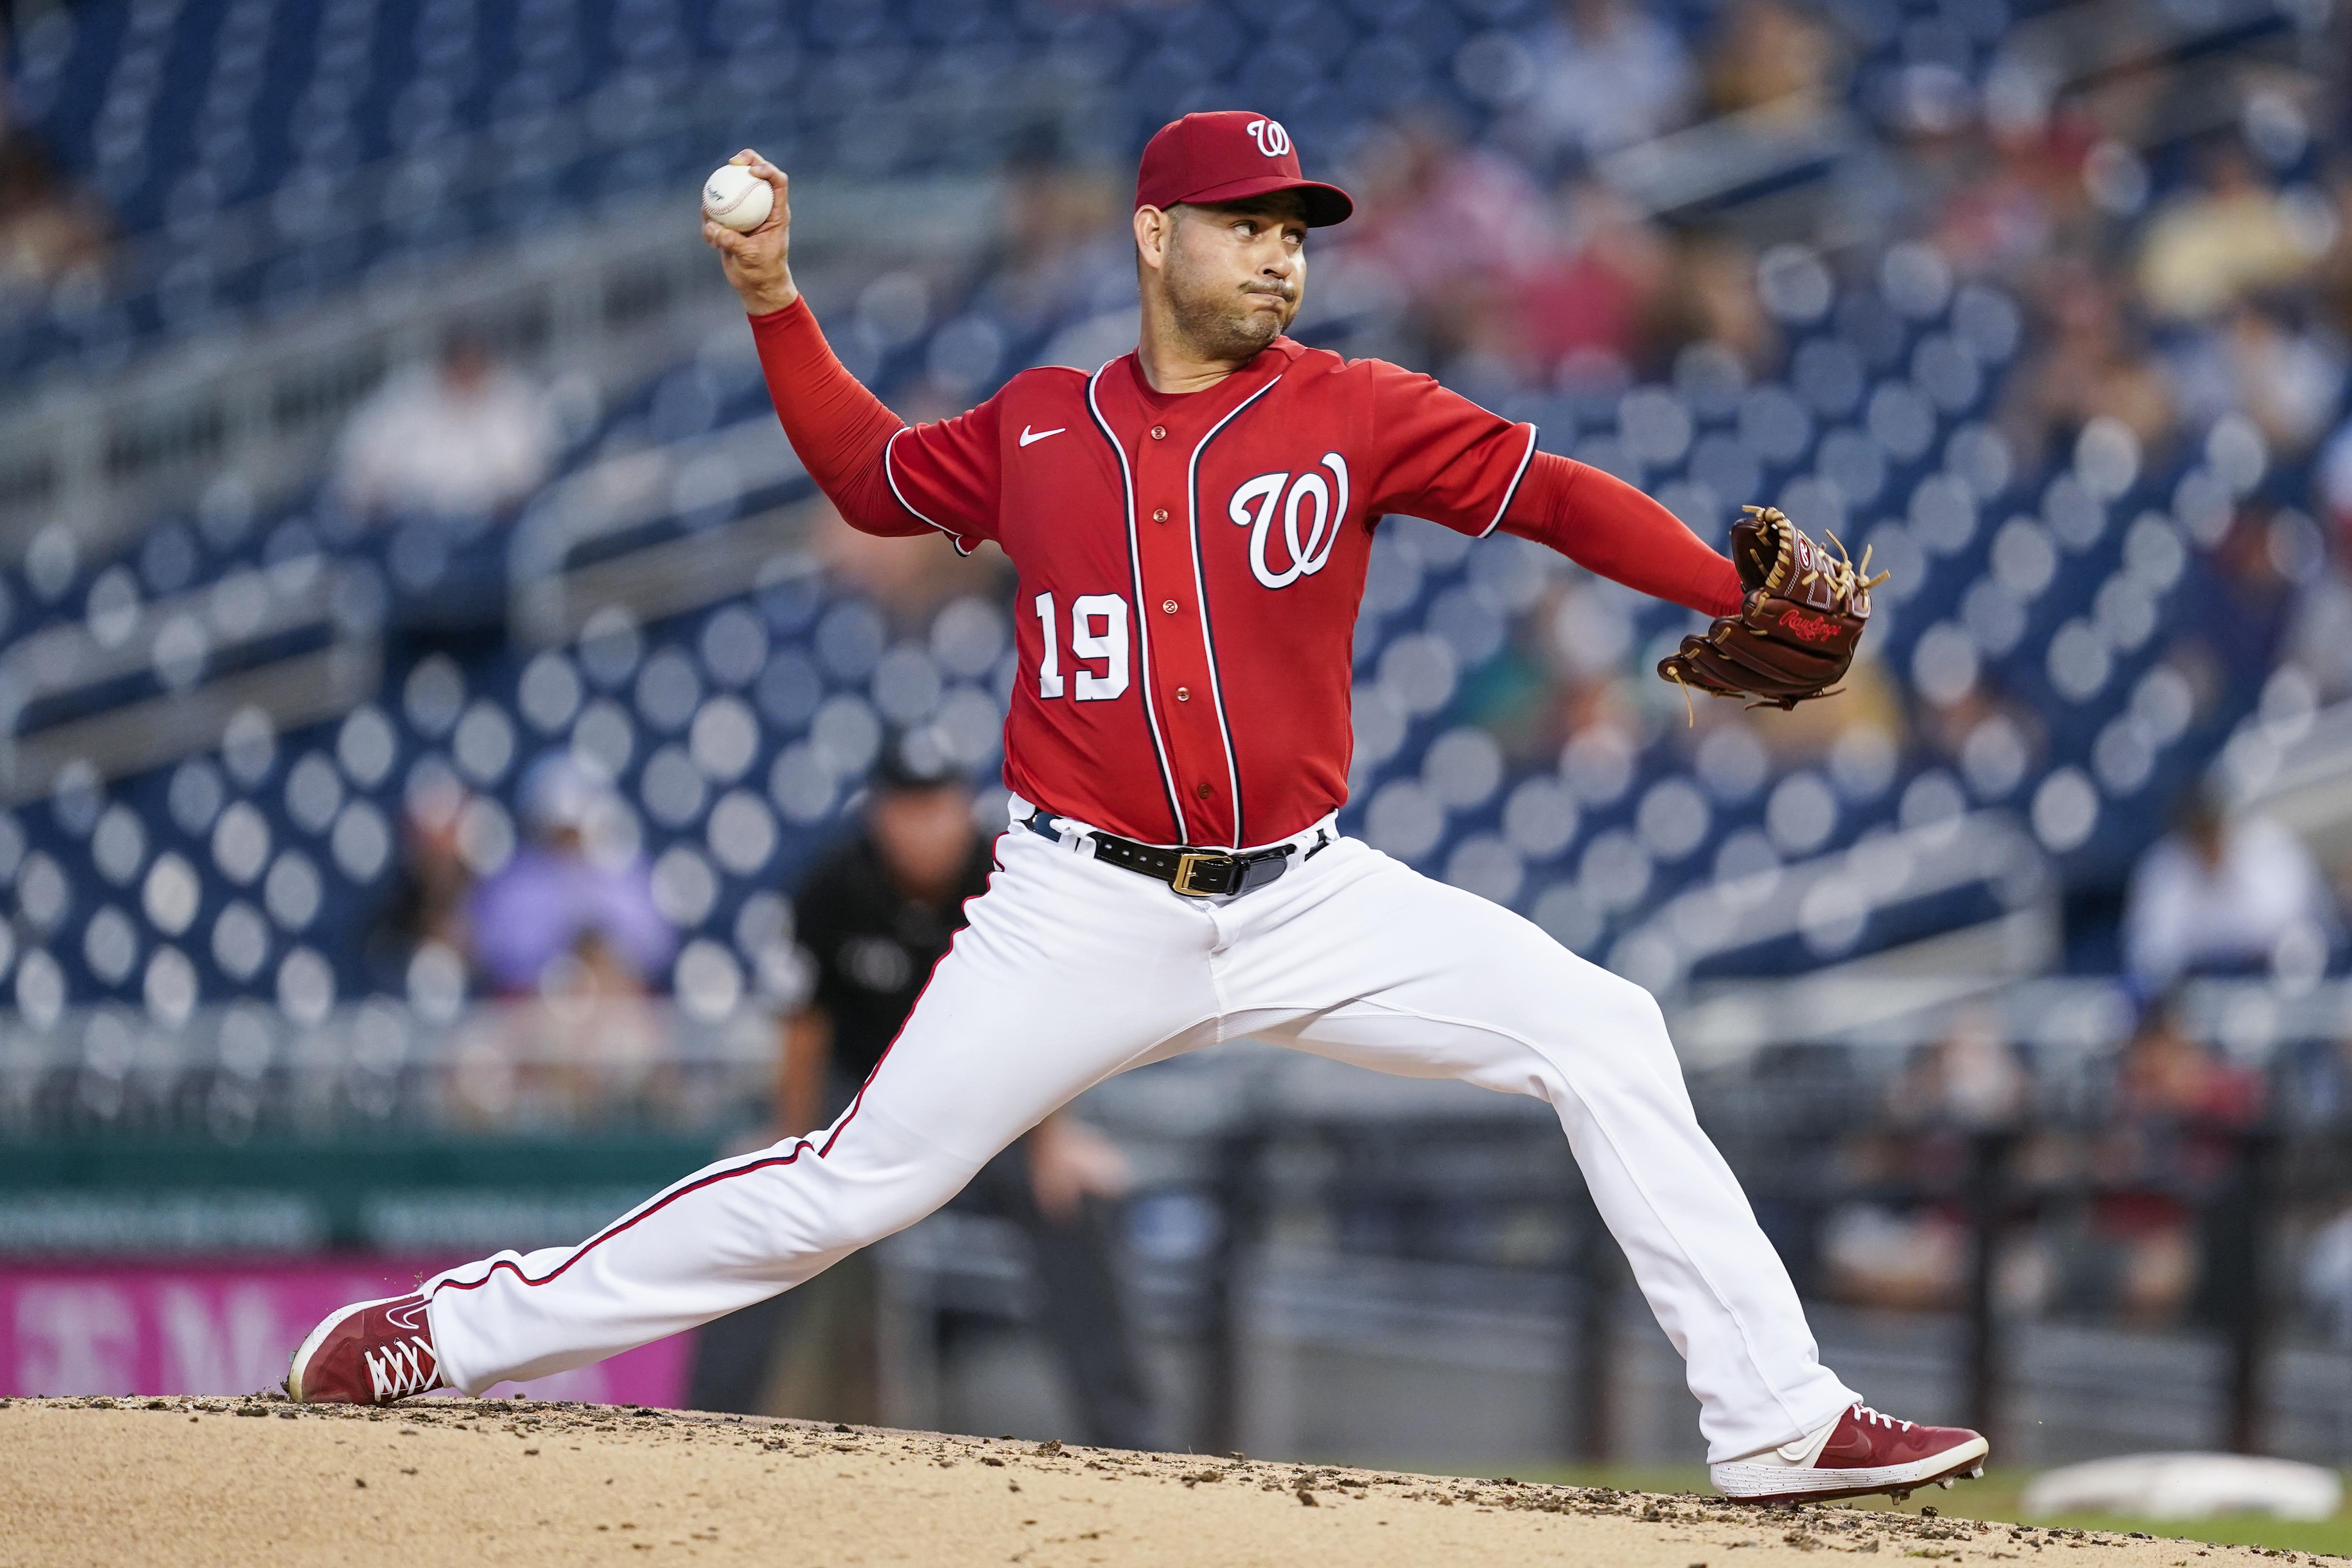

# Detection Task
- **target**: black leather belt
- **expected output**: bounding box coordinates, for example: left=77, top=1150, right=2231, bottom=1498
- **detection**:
left=1023, top=811, right=1300, bottom=897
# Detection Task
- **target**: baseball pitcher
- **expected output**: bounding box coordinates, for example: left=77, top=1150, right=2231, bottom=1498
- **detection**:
left=290, top=111, right=1980, bottom=1505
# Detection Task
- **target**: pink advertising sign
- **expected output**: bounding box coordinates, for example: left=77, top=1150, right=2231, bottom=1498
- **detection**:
left=0, top=1260, right=688, bottom=1407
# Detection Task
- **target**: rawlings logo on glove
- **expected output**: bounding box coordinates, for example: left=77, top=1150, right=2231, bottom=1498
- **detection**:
left=1657, top=505, right=1887, bottom=714
left=1777, top=608, right=1843, bottom=643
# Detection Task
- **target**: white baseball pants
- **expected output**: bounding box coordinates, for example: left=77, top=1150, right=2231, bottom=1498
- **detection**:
left=422, top=807, right=1859, bottom=1461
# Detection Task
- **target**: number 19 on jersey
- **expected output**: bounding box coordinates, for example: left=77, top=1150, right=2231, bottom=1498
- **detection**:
left=1033, top=592, right=1130, bottom=701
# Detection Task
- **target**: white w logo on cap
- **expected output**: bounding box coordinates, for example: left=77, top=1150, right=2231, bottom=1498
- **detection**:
left=1244, top=118, right=1292, bottom=157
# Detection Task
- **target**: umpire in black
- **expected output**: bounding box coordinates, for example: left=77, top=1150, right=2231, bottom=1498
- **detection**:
left=689, top=731, right=1157, bottom=1448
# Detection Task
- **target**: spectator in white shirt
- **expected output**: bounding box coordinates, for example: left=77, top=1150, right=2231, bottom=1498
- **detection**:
left=334, top=337, right=558, bottom=519
left=2123, top=785, right=2337, bottom=988
left=1523, top=0, right=1698, bottom=160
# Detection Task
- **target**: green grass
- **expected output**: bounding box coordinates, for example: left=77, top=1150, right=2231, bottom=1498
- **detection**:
left=1493, top=1464, right=2352, bottom=1556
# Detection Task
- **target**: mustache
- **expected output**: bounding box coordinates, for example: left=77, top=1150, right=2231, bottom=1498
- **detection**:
left=1242, top=281, right=1297, bottom=302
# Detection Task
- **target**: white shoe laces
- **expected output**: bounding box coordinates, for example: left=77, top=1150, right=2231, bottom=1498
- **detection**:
left=1852, top=1403, right=1914, bottom=1432
left=364, top=1334, right=441, bottom=1401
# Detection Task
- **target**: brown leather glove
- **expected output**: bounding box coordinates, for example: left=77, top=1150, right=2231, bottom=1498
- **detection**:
left=1657, top=506, right=1885, bottom=713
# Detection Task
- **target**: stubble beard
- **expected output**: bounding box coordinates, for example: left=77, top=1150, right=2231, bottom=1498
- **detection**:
left=1165, top=242, right=1299, bottom=363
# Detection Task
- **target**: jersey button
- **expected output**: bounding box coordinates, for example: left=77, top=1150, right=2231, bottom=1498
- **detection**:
left=1195, top=782, right=1213, bottom=799
left=1161, top=599, right=1178, bottom=614
left=1176, top=687, right=1191, bottom=702
left=1150, top=425, right=1167, bottom=440
left=1151, top=507, right=1168, bottom=523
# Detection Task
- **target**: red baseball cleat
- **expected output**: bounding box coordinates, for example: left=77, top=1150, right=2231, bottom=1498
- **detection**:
left=1710, top=1403, right=1988, bottom=1505
left=285, top=1293, right=448, bottom=1405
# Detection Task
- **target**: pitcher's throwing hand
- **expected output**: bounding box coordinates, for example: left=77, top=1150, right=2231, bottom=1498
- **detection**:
left=701, top=150, right=795, bottom=316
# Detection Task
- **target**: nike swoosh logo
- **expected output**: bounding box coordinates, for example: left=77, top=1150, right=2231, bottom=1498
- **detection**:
left=1019, top=425, right=1066, bottom=447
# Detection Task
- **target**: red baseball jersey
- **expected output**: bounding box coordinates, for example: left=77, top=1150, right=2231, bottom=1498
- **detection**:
left=881, top=338, right=1538, bottom=850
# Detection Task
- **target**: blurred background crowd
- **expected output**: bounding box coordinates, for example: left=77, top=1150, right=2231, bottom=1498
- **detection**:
left=7, top=0, right=2352, bottom=1479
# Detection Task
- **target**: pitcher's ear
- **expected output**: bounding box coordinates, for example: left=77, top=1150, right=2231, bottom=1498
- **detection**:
left=1133, top=204, right=1174, bottom=270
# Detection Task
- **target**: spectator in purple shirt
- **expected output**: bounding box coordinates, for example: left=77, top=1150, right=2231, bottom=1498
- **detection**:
left=468, top=753, right=675, bottom=996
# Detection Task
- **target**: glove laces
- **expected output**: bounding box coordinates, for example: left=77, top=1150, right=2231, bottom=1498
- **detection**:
left=1812, top=530, right=1891, bottom=604
left=1742, top=505, right=1891, bottom=608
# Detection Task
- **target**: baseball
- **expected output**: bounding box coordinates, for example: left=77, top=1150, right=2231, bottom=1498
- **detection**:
left=702, top=163, right=772, bottom=232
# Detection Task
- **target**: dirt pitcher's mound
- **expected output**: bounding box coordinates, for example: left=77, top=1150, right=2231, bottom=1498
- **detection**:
left=0, top=1396, right=2257, bottom=1567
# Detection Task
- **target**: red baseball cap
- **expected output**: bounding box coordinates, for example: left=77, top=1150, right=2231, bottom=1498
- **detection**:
left=1135, top=111, right=1354, bottom=228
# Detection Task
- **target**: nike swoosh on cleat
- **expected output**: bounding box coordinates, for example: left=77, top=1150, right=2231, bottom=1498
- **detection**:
left=1019, top=425, right=1066, bottom=447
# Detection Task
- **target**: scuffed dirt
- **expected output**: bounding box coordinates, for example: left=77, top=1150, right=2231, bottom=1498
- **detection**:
left=0, top=1394, right=2284, bottom=1566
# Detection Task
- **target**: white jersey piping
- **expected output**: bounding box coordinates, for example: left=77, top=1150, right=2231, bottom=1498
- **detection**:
left=1184, top=373, right=1284, bottom=849
left=883, top=425, right=975, bottom=557
left=1084, top=364, right=1191, bottom=843
left=1478, top=422, right=1542, bottom=538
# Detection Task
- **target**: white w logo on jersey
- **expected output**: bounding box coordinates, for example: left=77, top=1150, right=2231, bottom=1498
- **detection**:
left=1229, top=455, right=1348, bottom=589
left=1244, top=117, right=1292, bottom=157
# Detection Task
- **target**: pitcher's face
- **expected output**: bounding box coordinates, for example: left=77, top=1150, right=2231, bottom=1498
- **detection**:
left=1148, top=193, right=1308, bottom=361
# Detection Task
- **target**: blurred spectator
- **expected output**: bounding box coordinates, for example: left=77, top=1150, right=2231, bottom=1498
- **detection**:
left=1886, top=1008, right=2028, bottom=1129
left=2182, top=508, right=2305, bottom=707
left=2167, top=299, right=2345, bottom=456
left=1508, top=181, right=1669, bottom=384
left=1642, top=232, right=1775, bottom=375
left=1700, top=0, right=1843, bottom=119
left=363, top=764, right=477, bottom=995
left=690, top=736, right=1154, bottom=1446
left=2086, top=999, right=2264, bottom=1326
left=1341, top=111, right=1554, bottom=364
left=1932, top=118, right=2097, bottom=284
left=2137, top=141, right=2317, bottom=323
left=1348, top=111, right=1557, bottom=291
left=2118, top=994, right=2259, bottom=1119
left=466, top=753, right=675, bottom=995
left=348, top=756, right=676, bottom=1125
left=1999, top=263, right=2175, bottom=470
left=0, top=132, right=107, bottom=314
left=1522, top=0, right=1697, bottom=160
left=1746, top=651, right=1905, bottom=766
left=1818, top=1200, right=1963, bottom=1310
left=2122, top=785, right=2336, bottom=989
left=1823, top=1012, right=2027, bottom=1312
left=1517, top=575, right=1649, bottom=757
left=334, top=336, right=559, bottom=518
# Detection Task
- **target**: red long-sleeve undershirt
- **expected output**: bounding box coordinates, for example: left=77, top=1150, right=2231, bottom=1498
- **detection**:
left=748, top=299, right=1742, bottom=618
left=1499, top=452, right=1744, bottom=618
left=749, top=298, right=931, bottom=538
